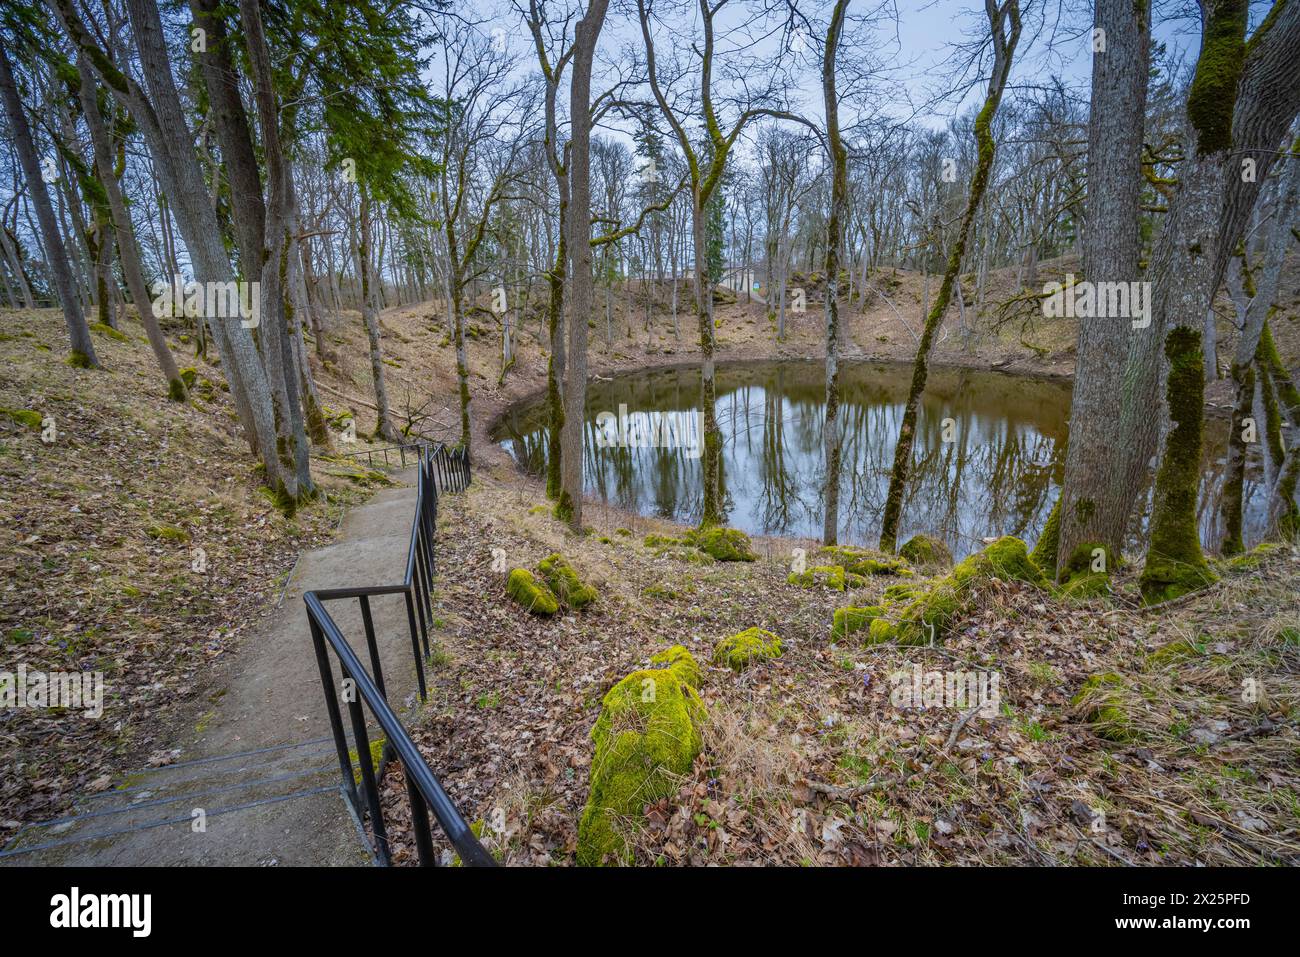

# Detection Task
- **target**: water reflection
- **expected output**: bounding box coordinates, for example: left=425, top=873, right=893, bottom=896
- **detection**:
left=492, top=360, right=1266, bottom=559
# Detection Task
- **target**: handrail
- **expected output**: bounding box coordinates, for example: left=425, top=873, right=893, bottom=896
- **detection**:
left=305, top=442, right=491, bottom=866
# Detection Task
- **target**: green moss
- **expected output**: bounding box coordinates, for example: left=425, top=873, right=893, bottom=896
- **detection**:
left=577, top=653, right=705, bottom=865
left=683, top=526, right=757, bottom=562
left=505, top=568, right=559, bottom=615
left=712, top=627, right=782, bottom=671
left=882, top=583, right=920, bottom=603
left=89, top=322, right=129, bottom=342
left=1146, top=637, right=1201, bottom=668
left=1030, top=497, right=1061, bottom=573
left=146, top=523, right=189, bottom=543
left=1059, top=542, right=1113, bottom=599
left=787, top=565, right=866, bottom=591
left=897, top=534, right=952, bottom=567
left=831, top=605, right=886, bottom=641
left=649, top=645, right=701, bottom=689
left=819, top=545, right=912, bottom=577
left=616, top=527, right=632, bottom=537
left=1071, top=673, right=1138, bottom=742
left=348, top=737, right=387, bottom=785
left=537, top=553, right=598, bottom=610
left=1184, top=0, right=1247, bottom=157
left=66, top=351, right=94, bottom=368
left=1, top=408, right=42, bottom=430
left=1140, top=328, right=1218, bottom=604
left=949, top=536, right=1047, bottom=589
left=179, top=367, right=199, bottom=388
left=528, top=504, right=549, bottom=515
left=1215, top=541, right=1286, bottom=573
left=167, top=378, right=188, bottom=402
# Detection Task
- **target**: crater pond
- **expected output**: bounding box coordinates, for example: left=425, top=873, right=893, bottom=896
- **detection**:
left=492, top=360, right=1266, bottom=559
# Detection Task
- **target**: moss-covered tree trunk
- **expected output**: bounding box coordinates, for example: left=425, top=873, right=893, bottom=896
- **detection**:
left=1052, top=0, right=1150, bottom=575
left=878, top=0, right=1020, bottom=553
left=1108, top=0, right=1300, bottom=556
left=1140, top=327, right=1217, bottom=602
left=820, top=0, right=849, bottom=546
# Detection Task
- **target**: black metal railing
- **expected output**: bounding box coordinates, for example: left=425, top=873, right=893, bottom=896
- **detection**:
left=338, top=440, right=425, bottom=470
left=305, top=443, right=492, bottom=866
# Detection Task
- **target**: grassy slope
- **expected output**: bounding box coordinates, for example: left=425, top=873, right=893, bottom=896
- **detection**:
left=0, top=310, right=396, bottom=836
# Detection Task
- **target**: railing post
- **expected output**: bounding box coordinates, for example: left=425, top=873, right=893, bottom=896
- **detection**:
left=404, top=773, right=438, bottom=866
left=359, top=595, right=386, bottom=700
left=404, top=589, right=428, bottom=702
left=309, top=613, right=360, bottom=813
left=345, top=691, right=391, bottom=866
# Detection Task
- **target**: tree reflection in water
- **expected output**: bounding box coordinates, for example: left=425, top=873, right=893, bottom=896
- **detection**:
left=492, top=360, right=1265, bottom=559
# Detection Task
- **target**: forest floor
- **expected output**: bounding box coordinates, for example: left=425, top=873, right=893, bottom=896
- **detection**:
left=2, top=251, right=1299, bottom=863
left=376, top=473, right=1300, bottom=866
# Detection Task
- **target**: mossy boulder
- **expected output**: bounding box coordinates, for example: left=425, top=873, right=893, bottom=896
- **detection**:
left=505, top=568, right=559, bottom=615
left=898, top=533, right=953, bottom=568
left=651, top=544, right=715, bottom=565
left=713, top=627, right=782, bottom=671
left=831, top=605, right=887, bottom=641
left=788, top=565, right=867, bottom=591
left=649, top=644, right=701, bottom=688
left=683, top=526, right=757, bottom=562
left=819, top=545, right=912, bottom=577
left=577, top=649, right=705, bottom=865
left=537, top=553, right=598, bottom=609
left=1071, top=673, right=1137, bottom=742
left=949, top=536, right=1047, bottom=588
left=1, top=407, right=42, bottom=431
left=1216, top=541, right=1287, bottom=573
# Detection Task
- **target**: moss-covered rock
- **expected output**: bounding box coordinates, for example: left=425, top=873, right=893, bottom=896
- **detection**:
left=683, top=526, right=757, bottom=562
left=1215, top=541, right=1287, bottom=573
left=898, top=533, right=953, bottom=567
left=1071, top=672, right=1137, bottom=742
left=831, top=605, right=886, bottom=641
left=537, top=553, right=598, bottom=610
left=713, top=627, right=782, bottom=671
left=1, top=407, right=42, bottom=431
left=840, top=537, right=1046, bottom=647
left=819, top=545, right=912, bottom=577
left=950, top=536, right=1047, bottom=588
left=577, top=650, right=705, bottom=865
left=649, top=644, right=701, bottom=688
left=505, top=568, right=559, bottom=615
left=788, top=565, right=866, bottom=591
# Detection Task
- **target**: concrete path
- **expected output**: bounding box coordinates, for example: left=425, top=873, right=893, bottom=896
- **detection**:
left=2, top=470, right=425, bottom=866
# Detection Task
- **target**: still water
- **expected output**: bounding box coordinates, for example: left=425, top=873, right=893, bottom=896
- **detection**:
left=492, top=360, right=1264, bottom=559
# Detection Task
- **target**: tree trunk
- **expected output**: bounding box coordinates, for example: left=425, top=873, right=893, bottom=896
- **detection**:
left=558, top=0, right=611, bottom=529
left=358, top=188, right=399, bottom=442
left=821, top=0, right=849, bottom=546
left=76, top=58, right=185, bottom=398
left=1052, top=0, right=1150, bottom=575
left=879, top=0, right=1020, bottom=553
left=0, top=38, right=98, bottom=368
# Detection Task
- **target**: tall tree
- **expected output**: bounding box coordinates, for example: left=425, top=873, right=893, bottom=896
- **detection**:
left=1049, top=0, right=1151, bottom=575
left=0, top=32, right=98, bottom=368
left=821, top=0, right=850, bottom=545
left=878, top=0, right=1020, bottom=553
left=556, top=0, right=611, bottom=527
